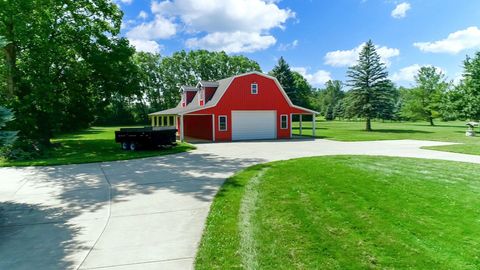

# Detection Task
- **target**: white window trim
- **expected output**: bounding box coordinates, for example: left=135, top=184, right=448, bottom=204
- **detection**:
left=218, top=115, right=228, bottom=131
left=280, top=114, right=288, bottom=129
left=199, top=89, right=205, bottom=104
left=251, top=83, right=258, bottom=94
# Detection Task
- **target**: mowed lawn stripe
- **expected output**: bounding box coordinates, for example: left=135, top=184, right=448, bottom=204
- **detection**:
left=239, top=168, right=268, bottom=270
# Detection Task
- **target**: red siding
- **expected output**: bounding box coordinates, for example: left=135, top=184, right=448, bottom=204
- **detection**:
left=189, top=74, right=312, bottom=141
left=183, top=115, right=212, bottom=140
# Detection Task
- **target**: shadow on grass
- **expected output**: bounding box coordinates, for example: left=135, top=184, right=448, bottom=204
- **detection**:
left=54, top=129, right=105, bottom=140
left=369, top=129, right=433, bottom=134
left=292, top=126, right=328, bottom=131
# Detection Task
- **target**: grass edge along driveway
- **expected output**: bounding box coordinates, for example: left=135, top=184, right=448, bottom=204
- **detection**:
left=195, top=156, right=480, bottom=270
left=291, top=120, right=480, bottom=156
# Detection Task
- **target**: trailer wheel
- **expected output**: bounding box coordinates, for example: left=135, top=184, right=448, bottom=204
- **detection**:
left=121, top=142, right=130, bottom=150
left=129, top=142, right=137, bottom=151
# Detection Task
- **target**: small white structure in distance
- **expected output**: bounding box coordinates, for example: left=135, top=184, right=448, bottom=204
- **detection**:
left=466, top=122, right=479, bottom=137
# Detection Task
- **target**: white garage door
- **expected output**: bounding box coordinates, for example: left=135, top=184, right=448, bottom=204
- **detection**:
left=232, top=111, right=276, bottom=141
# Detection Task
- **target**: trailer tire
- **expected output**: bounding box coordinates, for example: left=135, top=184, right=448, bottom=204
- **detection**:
left=129, top=142, right=137, bottom=151
left=121, top=142, right=130, bottom=150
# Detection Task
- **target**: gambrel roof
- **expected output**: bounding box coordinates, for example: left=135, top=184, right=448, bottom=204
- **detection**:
left=149, top=71, right=318, bottom=116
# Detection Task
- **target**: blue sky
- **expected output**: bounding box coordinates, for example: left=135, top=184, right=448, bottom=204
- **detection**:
left=117, top=0, right=480, bottom=87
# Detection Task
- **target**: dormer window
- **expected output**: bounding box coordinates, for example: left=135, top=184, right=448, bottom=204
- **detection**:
left=251, top=83, right=258, bottom=94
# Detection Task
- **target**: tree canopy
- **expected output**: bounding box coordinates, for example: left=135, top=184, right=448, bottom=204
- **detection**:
left=270, top=57, right=313, bottom=108
left=317, top=80, right=344, bottom=120
left=456, top=52, right=480, bottom=121
left=94, top=50, right=262, bottom=125
left=1, top=0, right=139, bottom=146
left=401, top=66, right=448, bottom=125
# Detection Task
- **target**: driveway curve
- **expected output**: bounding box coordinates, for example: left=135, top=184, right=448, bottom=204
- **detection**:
left=1, top=139, right=480, bottom=270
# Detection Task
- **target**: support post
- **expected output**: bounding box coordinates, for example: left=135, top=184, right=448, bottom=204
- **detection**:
left=290, top=113, right=293, bottom=138
left=299, top=114, right=303, bottom=136
left=312, top=114, right=316, bottom=138
left=151, top=116, right=155, bottom=126
left=180, top=115, right=184, bottom=142
left=212, top=114, right=215, bottom=142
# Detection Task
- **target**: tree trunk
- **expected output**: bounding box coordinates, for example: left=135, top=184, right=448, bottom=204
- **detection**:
left=429, top=116, right=434, bottom=126
left=366, top=117, right=372, bottom=131
left=4, top=19, right=17, bottom=97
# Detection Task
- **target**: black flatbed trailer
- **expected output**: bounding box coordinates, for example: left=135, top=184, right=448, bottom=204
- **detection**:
left=115, top=127, right=177, bottom=151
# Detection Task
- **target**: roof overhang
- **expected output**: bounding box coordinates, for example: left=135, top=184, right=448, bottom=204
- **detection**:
left=180, top=85, right=198, bottom=92
left=292, top=105, right=320, bottom=114
left=197, top=81, right=219, bottom=88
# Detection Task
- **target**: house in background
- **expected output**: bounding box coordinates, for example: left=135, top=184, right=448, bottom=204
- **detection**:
left=149, top=72, right=318, bottom=142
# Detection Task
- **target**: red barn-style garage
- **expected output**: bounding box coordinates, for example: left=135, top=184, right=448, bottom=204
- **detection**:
left=149, top=72, right=318, bottom=142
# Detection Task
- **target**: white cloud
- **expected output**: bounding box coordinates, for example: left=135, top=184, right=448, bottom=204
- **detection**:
left=414, top=26, right=480, bottom=54
left=129, top=39, right=162, bottom=54
left=391, top=2, right=411, bottom=19
left=390, top=64, right=444, bottom=83
left=186, top=32, right=276, bottom=53
left=324, top=43, right=400, bottom=67
left=138, top=11, right=148, bottom=20
left=292, top=67, right=332, bottom=87
left=126, top=15, right=176, bottom=40
left=151, top=0, right=294, bottom=33
left=121, top=19, right=136, bottom=30
left=390, top=64, right=422, bottom=83
left=278, top=40, right=299, bottom=51
left=119, top=0, right=133, bottom=4
left=149, top=0, right=294, bottom=53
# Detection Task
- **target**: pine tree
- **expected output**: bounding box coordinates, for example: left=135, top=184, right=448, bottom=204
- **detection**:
left=346, top=40, right=393, bottom=131
left=269, top=57, right=296, bottom=102
left=0, top=107, right=17, bottom=147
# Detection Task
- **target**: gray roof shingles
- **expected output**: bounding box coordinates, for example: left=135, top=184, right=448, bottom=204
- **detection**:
left=149, top=75, right=234, bottom=116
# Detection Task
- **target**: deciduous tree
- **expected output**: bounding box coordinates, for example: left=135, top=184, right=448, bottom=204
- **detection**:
left=0, top=0, right=139, bottom=146
left=457, top=52, right=480, bottom=121
left=401, top=66, right=448, bottom=125
left=292, top=71, right=313, bottom=108
left=319, top=80, right=344, bottom=120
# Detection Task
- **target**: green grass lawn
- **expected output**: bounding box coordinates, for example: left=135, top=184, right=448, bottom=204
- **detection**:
left=196, top=156, right=480, bottom=269
left=292, top=120, right=480, bottom=155
left=0, top=126, right=195, bottom=167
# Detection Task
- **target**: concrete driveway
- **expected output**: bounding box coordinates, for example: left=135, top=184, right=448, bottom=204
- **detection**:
left=1, top=139, right=480, bottom=270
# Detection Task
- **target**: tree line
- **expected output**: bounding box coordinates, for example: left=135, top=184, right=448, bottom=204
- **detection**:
left=309, top=41, right=480, bottom=130
left=1, top=1, right=480, bottom=159
left=0, top=1, right=260, bottom=159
